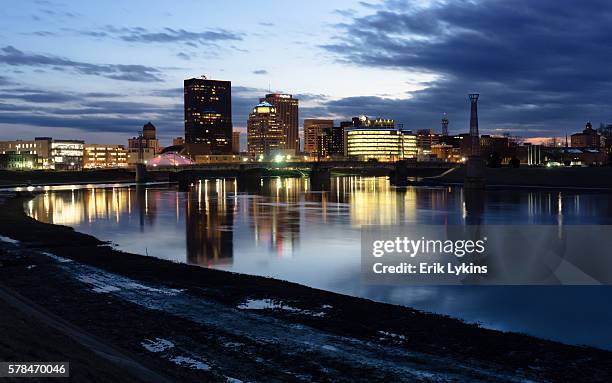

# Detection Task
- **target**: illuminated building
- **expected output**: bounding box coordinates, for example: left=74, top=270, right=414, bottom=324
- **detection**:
left=571, top=122, right=601, bottom=149
left=184, top=76, right=232, bottom=154
left=401, top=131, right=418, bottom=159
left=346, top=128, right=417, bottom=162
left=232, top=131, right=241, bottom=153
left=173, top=137, right=185, bottom=146
left=352, top=115, right=395, bottom=129
left=304, top=119, right=333, bottom=156
left=84, top=144, right=129, bottom=169
left=431, top=143, right=461, bottom=162
left=416, top=129, right=440, bottom=152
left=0, top=137, right=52, bottom=169
left=51, top=140, right=84, bottom=170
left=128, top=122, right=161, bottom=166
left=195, top=154, right=243, bottom=164
left=0, top=153, right=37, bottom=169
left=247, top=101, right=285, bottom=156
left=260, top=93, right=299, bottom=153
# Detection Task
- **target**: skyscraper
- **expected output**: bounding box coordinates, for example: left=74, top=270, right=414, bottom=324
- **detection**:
left=260, top=93, right=298, bottom=153
left=247, top=102, right=285, bottom=156
left=184, top=76, right=232, bottom=154
left=304, top=119, right=333, bottom=156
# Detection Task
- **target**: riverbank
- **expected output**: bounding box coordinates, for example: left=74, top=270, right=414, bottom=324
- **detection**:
left=1, top=193, right=611, bottom=382
left=419, top=166, right=612, bottom=190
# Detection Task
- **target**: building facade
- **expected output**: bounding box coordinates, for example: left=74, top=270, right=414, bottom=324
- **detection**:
left=571, top=122, right=601, bottom=149
left=84, top=144, right=128, bottom=169
left=247, top=102, right=285, bottom=157
left=184, top=76, right=232, bottom=154
left=232, top=131, right=241, bottom=153
left=128, top=122, right=161, bottom=166
left=346, top=128, right=416, bottom=162
left=260, top=93, right=299, bottom=153
left=51, top=140, right=84, bottom=170
left=0, top=153, right=37, bottom=170
left=304, top=119, right=334, bottom=156
left=0, top=137, right=52, bottom=169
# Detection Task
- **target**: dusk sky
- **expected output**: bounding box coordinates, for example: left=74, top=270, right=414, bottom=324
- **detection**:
left=1, top=0, right=611, bottom=146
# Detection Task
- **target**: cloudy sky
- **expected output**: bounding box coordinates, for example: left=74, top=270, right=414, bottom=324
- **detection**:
left=0, top=0, right=610, bottom=146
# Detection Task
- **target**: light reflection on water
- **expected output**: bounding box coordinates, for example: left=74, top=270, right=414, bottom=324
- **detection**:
left=26, top=176, right=612, bottom=350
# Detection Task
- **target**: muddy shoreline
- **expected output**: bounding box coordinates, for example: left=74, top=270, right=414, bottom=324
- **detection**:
left=1, top=192, right=611, bottom=382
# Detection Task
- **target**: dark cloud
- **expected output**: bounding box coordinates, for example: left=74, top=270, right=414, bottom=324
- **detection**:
left=0, top=46, right=163, bottom=82
left=252, top=69, right=268, bottom=75
left=0, top=88, right=182, bottom=140
left=176, top=52, right=192, bottom=60
left=0, top=76, right=13, bottom=86
left=103, top=26, right=243, bottom=46
left=323, top=0, right=612, bottom=136
left=258, top=22, right=275, bottom=27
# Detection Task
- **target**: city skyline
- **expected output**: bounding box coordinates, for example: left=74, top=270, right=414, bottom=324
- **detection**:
left=1, top=0, right=612, bottom=145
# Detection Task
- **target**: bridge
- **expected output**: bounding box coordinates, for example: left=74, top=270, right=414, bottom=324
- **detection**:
left=138, top=160, right=456, bottom=190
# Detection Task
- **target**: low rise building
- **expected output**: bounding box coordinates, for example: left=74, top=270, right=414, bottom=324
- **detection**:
left=0, top=137, right=52, bottom=169
left=51, top=140, right=84, bottom=170
left=84, top=144, right=128, bottom=169
left=0, top=152, right=37, bottom=170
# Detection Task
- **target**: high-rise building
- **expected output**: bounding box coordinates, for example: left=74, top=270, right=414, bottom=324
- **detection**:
left=304, top=119, right=333, bottom=156
left=232, top=131, right=241, bottom=153
left=184, top=76, right=232, bottom=154
left=247, top=102, right=285, bottom=156
left=260, top=93, right=299, bottom=153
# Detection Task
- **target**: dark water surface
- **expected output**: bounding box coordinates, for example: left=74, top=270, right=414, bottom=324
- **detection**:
left=25, top=177, right=612, bottom=350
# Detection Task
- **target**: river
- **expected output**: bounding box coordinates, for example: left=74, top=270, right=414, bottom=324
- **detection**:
left=24, top=176, right=612, bottom=350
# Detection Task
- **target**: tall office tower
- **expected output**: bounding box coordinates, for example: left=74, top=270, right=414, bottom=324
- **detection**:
left=247, top=102, right=285, bottom=156
left=304, top=119, right=333, bottom=156
left=260, top=93, right=299, bottom=153
left=184, top=76, right=232, bottom=154
left=441, top=113, right=449, bottom=136
left=232, top=131, right=241, bottom=153
left=468, top=94, right=480, bottom=155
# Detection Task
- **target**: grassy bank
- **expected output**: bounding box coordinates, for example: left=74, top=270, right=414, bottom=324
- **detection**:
left=0, top=193, right=611, bottom=381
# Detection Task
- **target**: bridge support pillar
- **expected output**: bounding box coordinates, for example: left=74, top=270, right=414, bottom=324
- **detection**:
left=390, top=160, right=409, bottom=186
left=309, top=166, right=331, bottom=191
left=464, top=156, right=486, bottom=189
left=135, top=163, right=148, bottom=183
left=169, top=171, right=191, bottom=192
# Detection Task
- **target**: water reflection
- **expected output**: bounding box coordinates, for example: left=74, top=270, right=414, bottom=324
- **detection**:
left=26, top=176, right=612, bottom=349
